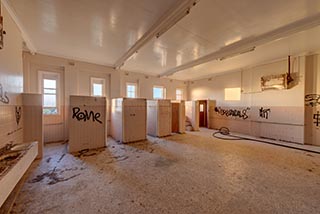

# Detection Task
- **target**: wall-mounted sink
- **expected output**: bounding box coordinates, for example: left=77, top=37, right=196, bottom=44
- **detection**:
left=0, top=151, right=21, bottom=162
left=0, top=142, right=38, bottom=207
left=0, top=151, right=22, bottom=176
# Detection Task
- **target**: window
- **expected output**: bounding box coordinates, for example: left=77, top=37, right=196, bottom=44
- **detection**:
left=225, top=87, right=241, bottom=101
left=91, top=77, right=105, bottom=96
left=126, top=83, right=137, bottom=98
left=153, top=86, right=166, bottom=99
left=176, top=89, right=183, bottom=100
left=41, top=72, right=59, bottom=115
left=200, top=104, right=204, bottom=112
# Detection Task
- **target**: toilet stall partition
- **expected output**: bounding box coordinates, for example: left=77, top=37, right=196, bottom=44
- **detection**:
left=147, top=100, right=172, bottom=137
left=68, top=96, right=107, bottom=152
left=111, top=98, right=147, bottom=143
left=171, top=100, right=186, bottom=134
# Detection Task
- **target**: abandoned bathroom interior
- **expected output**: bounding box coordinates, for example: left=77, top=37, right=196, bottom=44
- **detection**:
left=0, top=0, right=320, bottom=213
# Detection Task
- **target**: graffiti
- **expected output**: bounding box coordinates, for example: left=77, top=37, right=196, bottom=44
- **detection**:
left=0, top=83, right=9, bottom=104
left=72, top=107, right=102, bottom=124
left=305, top=94, right=320, bottom=107
left=214, top=107, right=250, bottom=120
left=259, top=107, right=271, bottom=119
left=15, top=106, right=22, bottom=125
left=7, top=127, right=22, bottom=136
left=314, top=111, right=320, bottom=127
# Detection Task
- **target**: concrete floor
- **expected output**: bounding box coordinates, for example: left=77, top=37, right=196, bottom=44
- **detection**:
left=10, top=129, right=320, bottom=214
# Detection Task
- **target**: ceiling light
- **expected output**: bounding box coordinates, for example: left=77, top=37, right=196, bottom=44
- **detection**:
left=113, top=0, right=198, bottom=69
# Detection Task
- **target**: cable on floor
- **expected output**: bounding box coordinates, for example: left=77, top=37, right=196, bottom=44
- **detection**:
left=212, top=127, right=320, bottom=154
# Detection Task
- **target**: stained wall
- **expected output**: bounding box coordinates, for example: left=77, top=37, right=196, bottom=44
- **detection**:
left=0, top=5, right=23, bottom=148
left=188, top=57, right=306, bottom=144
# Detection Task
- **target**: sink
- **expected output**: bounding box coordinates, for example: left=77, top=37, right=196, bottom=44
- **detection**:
left=0, top=151, right=22, bottom=162
left=0, top=151, right=22, bottom=175
left=0, top=141, right=38, bottom=207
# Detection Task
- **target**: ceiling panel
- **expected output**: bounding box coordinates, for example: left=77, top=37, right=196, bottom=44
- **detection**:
left=8, top=0, right=180, bottom=65
left=170, top=25, right=320, bottom=81
left=123, top=0, right=320, bottom=76
left=7, top=0, right=320, bottom=80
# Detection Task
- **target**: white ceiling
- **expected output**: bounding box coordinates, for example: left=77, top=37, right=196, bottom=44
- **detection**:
left=6, top=0, right=320, bottom=80
left=7, top=0, right=180, bottom=66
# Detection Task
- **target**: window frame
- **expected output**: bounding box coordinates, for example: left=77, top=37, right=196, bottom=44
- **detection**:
left=40, top=71, right=60, bottom=115
left=126, top=82, right=138, bottom=98
left=176, top=88, right=183, bottom=100
left=153, top=85, right=166, bottom=99
left=90, top=77, right=106, bottom=97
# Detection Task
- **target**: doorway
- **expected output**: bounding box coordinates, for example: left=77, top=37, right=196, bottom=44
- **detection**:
left=199, top=100, right=207, bottom=127
left=172, top=103, right=179, bottom=133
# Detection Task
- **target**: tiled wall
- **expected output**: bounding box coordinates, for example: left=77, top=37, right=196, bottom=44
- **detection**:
left=189, top=57, right=307, bottom=144
left=210, top=106, right=305, bottom=144
left=0, top=102, right=23, bottom=148
left=0, top=5, right=24, bottom=148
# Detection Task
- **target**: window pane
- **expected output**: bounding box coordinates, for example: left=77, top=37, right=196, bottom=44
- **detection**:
left=126, top=84, right=136, bottom=98
left=153, top=87, right=163, bottom=99
left=200, top=104, right=204, bottom=112
left=176, top=89, right=182, bottom=100
left=93, top=83, right=103, bottom=96
left=44, top=94, right=56, bottom=107
left=127, top=92, right=135, bottom=98
left=44, top=79, right=56, bottom=89
left=44, top=89, right=56, bottom=94
left=43, top=108, right=58, bottom=115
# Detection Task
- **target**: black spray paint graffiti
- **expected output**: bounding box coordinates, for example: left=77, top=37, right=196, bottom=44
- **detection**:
left=214, top=107, right=250, bottom=120
left=305, top=94, right=320, bottom=107
left=259, top=107, right=271, bottom=119
left=72, top=107, right=102, bottom=124
left=0, top=83, right=9, bottom=104
left=15, top=106, right=22, bottom=125
left=314, top=111, right=320, bottom=127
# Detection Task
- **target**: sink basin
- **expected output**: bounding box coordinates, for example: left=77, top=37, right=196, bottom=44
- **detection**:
left=0, top=151, right=22, bottom=162
left=0, top=151, right=22, bottom=176
left=0, top=141, right=38, bottom=207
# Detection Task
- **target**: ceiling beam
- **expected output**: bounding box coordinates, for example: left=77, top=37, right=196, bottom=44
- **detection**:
left=160, top=12, right=320, bottom=77
left=2, top=0, right=36, bottom=54
left=113, top=0, right=199, bottom=69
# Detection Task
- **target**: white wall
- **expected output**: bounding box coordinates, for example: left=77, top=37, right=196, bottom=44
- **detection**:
left=0, top=5, right=23, bottom=148
left=188, top=57, right=306, bottom=144
left=120, top=71, right=187, bottom=100
left=23, top=53, right=186, bottom=141
left=304, top=54, right=320, bottom=146
left=23, top=53, right=119, bottom=142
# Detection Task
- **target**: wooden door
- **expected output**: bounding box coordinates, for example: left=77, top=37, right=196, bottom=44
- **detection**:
left=172, top=103, right=179, bottom=133
left=199, top=100, right=207, bottom=127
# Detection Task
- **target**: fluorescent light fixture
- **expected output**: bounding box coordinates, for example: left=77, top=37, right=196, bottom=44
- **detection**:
left=114, top=0, right=198, bottom=69
left=219, top=46, right=255, bottom=61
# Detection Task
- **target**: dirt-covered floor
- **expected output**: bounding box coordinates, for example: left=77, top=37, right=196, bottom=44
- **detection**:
left=10, top=129, right=320, bottom=214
